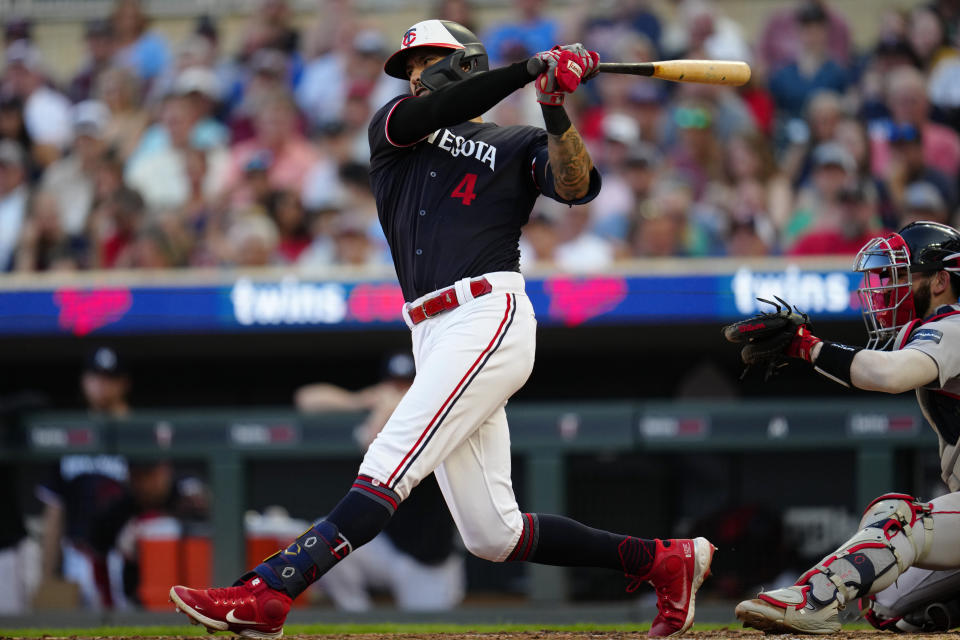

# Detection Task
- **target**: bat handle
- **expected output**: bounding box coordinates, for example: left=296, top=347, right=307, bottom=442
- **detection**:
left=596, top=62, right=654, bottom=76
left=526, top=56, right=548, bottom=76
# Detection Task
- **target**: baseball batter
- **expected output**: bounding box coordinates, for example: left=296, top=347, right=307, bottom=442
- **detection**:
left=171, top=19, right=714, bottom=639
left=723, top=220, right=960, bottom=633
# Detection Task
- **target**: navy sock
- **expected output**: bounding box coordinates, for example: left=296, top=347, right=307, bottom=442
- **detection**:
left=509, top=513, right=656, bottom=576
left=251, top=476, right=399, bottom=597
left=326, top=475, right=397, bottom=546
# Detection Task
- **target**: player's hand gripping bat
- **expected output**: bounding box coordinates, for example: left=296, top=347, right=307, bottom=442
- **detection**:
left=598, top=59, right=751, bottom=86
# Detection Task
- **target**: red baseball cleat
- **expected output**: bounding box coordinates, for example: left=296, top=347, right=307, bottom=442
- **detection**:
left=645, top=537, right=716, bottom=637
left=170, top=575, right=292, bottom=639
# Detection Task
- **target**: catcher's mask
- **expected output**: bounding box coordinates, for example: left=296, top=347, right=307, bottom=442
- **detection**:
left=383, top=19, right=488, bottom=92
left=854, top=220, right=960, bottom=349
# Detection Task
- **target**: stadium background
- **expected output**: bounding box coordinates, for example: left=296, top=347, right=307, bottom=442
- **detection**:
left=0, top=0, right=953, bottom=626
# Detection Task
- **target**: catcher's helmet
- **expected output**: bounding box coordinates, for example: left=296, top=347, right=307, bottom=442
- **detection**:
left=898, top=220, right=960, bottom=275
left=383, top=19, right=488, bottom=92
left=853, top=221, right=960, bottom=349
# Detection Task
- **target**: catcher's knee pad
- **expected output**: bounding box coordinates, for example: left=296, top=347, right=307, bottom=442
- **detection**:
left=799, top=493, right=934, bottom=604
left=860, top=493, right=934, bottom=564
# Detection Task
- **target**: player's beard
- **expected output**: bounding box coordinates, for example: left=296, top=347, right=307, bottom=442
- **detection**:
left=912, top=275, right=933, bottom=319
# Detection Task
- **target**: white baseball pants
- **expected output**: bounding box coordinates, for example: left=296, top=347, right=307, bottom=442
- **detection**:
left=358, top=272, right=535, bottom=562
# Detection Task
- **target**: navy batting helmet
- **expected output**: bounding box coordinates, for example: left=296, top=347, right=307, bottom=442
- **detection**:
left=383, top=19, right=488, bottom=92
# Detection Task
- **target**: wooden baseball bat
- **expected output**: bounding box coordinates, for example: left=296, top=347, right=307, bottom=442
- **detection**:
left=597, top=60, right=751, bottom=86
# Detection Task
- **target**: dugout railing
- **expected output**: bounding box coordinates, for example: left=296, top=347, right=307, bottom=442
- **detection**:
left=2, top=398, right=934, bottom=601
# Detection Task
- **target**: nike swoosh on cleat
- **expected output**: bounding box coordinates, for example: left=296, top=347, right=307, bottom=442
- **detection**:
left=226, top=609, right=259, bottom=625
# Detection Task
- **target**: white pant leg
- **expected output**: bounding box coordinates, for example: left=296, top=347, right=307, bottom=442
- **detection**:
left=318, top=531, right=465, bottom=611
left=434, top=405, right=525, bottom=562
left=62, top=542, right=102, bottom=610
left=0, top=540, right=29, bottom=614
left=390, top=545, right=465, bottom=611
left=918, top=491, right=960, bottom=569
left=107, top=549, right=129, bottom=610
left=359, top=290, right=535, bottom=501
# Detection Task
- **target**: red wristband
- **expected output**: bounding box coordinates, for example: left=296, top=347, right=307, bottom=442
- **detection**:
left=785, top=325, right=822, bottom=362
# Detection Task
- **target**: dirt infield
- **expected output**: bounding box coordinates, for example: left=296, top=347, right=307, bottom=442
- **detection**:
left=8, top=632, right=957, bottom=640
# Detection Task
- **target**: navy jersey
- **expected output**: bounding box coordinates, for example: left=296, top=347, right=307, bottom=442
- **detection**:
left=369, top=95, right=599, bottom=301
left=37, top=454, right=129, bottom=546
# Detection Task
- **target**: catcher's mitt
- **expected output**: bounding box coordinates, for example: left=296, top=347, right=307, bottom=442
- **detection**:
left=722, top=297, right=811, bottom=379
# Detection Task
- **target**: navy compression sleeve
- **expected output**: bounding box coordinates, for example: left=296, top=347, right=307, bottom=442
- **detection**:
left=387, top=61, right=536, bottom=146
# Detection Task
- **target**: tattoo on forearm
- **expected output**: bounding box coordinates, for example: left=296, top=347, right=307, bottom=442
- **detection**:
left=548, top=126, right=593, bottom=200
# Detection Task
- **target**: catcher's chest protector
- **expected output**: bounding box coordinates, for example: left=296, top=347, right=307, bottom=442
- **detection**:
left=895, top=306, right=960, bottom=490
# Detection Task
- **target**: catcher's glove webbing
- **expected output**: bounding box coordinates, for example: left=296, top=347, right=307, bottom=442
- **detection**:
left=722, top=297, right=816, bottom=380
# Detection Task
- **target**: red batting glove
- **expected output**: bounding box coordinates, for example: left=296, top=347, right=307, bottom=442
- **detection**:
left=785, top=325, right=822, bottom=362
left=555, top=43, right=600, bottom=81
left=532, top=47, right=588, bottom=105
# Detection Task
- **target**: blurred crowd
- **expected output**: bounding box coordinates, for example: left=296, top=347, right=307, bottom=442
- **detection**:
left=1, top=0, right=959, bottom=275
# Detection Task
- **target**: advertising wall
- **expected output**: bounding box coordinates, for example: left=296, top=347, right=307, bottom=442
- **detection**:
left=0, top=262, right=863, bottom=336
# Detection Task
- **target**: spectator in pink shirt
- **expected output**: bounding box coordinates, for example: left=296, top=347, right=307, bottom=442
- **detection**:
left=870, top=65, right=960, bottom=178
left=220, top=91, right=320, bottom=207
left=757, top=0, right=852, bottom=73
left=788, top=179, right=886, bottom=256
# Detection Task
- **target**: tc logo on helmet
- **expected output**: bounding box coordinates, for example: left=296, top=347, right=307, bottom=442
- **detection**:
left=402, top=28, right=417, bottom=48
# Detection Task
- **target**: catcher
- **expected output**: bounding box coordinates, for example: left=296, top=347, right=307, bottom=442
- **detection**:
left=724, top=220, right=960, bottom=633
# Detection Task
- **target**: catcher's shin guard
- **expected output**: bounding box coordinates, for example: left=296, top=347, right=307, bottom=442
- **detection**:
left=798, top=493, right=933, bottom=607
left=736, top=584, right=841, bottom=634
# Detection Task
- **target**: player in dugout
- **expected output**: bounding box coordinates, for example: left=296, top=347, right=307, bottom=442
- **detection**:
left=724, top=221, right=960, bottom=633
left=170, top=19, right=715, bottom=639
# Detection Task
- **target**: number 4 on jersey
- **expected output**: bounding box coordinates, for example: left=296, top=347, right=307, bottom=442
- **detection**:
left=451, top=173, right=478, bottom=206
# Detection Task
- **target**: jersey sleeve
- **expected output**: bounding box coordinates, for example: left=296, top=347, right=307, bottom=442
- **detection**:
left=529, top=134, right=603, bottom=206
left=368, top=95, right=417, bottom=157
left=904, top=315, right=960, bottom=388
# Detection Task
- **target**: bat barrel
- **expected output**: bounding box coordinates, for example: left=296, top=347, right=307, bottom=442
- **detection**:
left=597, top=60, right=751, bottom=86
left=654, top=60, right=751, bottom=86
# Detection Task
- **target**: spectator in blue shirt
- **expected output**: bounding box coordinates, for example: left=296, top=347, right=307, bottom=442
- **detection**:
left=768, top=3, right=848, bottom=121
left=110, top=0, right=171, bottom=86
left=482, top=0, right=559, bottom=63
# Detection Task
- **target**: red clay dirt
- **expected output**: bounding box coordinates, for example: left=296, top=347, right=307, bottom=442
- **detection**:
left=7, top=631, right=957, bottom=640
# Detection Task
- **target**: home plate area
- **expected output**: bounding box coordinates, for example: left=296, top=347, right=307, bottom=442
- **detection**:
left=299, top=633, right=960, bottom=640
left=14, top=632, right=953, bottom=640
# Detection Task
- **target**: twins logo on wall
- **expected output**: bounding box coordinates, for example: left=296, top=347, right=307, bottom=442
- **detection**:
left=54, top=288, right=133, bottom=335
left=543, top=276, right=627, bottom=326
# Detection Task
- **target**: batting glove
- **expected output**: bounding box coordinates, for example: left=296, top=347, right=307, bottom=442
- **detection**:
left=528, top=44, right=599, bottom=106
left=555, top=43, right=600, bottom=81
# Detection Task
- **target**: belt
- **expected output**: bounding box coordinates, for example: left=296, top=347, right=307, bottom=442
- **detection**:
left=408, top=277, right=493, bottom=325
